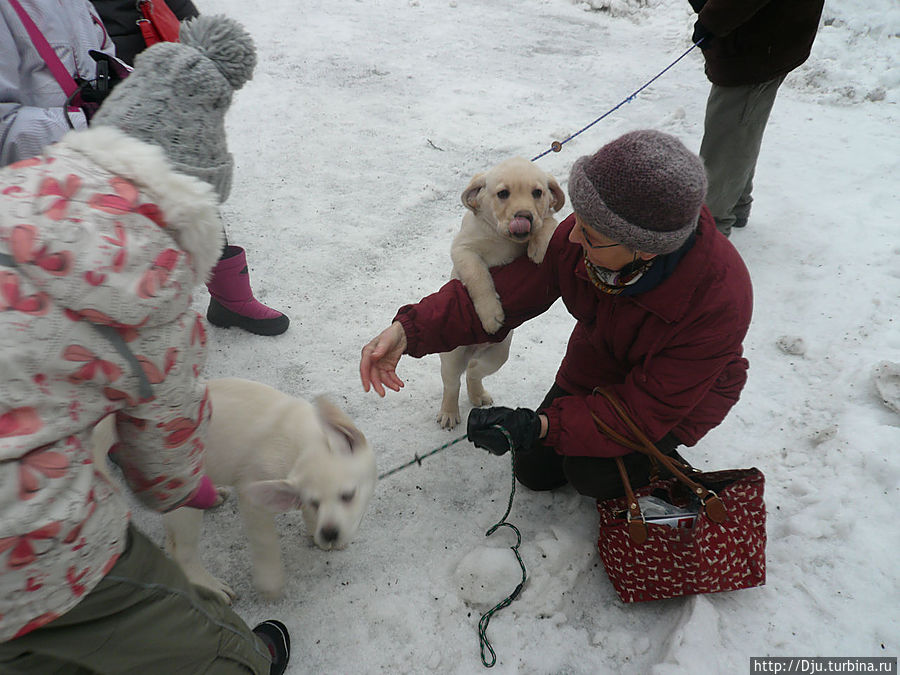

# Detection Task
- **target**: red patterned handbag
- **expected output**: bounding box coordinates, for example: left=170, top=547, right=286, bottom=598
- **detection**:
left=592, top=390, right=766, bottom=603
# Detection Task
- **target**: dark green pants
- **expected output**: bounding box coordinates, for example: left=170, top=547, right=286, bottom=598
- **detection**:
left=0, top=525, right=272, bottom=675
left=699, top=74, right=787, bottom=236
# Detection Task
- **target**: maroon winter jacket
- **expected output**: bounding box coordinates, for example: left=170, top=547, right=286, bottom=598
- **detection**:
left=697, top=0, right=825, bottom=86
left=395, top=210, right=753, bottom=458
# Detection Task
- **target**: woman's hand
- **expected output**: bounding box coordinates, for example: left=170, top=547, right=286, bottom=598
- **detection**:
left=359, top=322, right=408, bottom=397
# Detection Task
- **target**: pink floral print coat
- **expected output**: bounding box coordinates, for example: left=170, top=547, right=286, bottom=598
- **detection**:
left=0, top=126, right=224, bottom=642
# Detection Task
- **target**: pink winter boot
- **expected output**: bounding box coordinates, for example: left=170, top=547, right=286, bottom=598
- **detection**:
left=206, top=246, right=289, bottom=336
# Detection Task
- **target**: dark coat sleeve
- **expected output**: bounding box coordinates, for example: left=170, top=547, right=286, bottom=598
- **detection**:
left=394, top=227, right=568, bottom=357
left=697, top=0, right=772, bottom=37
left=696, top=0, right=825, bottom=85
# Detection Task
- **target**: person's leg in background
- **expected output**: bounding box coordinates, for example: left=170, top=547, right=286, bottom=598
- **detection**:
left=699, top=74, right=786, bottom=237
left=0, top=525, right=289, bottom=675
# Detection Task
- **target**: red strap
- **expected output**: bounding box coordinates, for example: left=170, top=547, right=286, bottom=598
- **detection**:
left=8, top=0, right=79, bottom=98
left=138, top=17, right=161, bottom=47
left=138, top=0, right=182, bottom=45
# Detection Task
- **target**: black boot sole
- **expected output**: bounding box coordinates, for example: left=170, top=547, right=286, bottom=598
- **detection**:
left=252, top=619, right=291, bottom=675
left=207, top=298, right=290, bottom=336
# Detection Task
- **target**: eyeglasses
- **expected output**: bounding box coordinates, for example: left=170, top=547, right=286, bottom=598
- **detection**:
left=580, top=225, right=622, bottom=250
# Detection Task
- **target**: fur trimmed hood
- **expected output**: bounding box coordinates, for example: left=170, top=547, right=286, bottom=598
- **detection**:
left=59, top=126, right=224, bottom=281
left=0, top=126, right=224, bottom=329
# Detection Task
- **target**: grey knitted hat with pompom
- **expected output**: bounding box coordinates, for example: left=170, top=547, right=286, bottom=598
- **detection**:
left=92, top=15, right=256, bottom=202
left=568, top=130, right=708, bottom=255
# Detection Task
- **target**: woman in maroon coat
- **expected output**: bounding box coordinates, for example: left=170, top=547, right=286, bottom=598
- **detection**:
left=360, top=130, right=753, bottom=499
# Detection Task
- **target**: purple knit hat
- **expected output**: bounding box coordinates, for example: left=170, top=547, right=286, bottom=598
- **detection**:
left=568, top=130, right=707, bottom=255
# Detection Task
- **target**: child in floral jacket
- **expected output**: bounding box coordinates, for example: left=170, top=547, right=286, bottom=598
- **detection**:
left=0, top=15, right=289, bottom=675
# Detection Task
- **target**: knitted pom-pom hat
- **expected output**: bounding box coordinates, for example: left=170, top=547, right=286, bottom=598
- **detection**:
left=92, top=15, right=256, bottom=203
left=568, top=130, right=708, bottom=255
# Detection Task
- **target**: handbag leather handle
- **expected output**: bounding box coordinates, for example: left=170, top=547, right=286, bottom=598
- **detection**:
left=591, top=388, right=727, bottom=525
left=615, top=456, right=649, bottom=544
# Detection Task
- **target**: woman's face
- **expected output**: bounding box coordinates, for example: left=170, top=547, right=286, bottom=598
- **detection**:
left=569, top=214, right=656, bottom=271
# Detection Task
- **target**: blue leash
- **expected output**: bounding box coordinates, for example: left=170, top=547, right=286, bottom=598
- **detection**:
left=531, top=41, right=701, bottom=161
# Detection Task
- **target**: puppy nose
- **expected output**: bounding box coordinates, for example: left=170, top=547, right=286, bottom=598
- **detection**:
left=320, top=526, right=340, bottom=544
left=514, top=210, right=534, bottom=223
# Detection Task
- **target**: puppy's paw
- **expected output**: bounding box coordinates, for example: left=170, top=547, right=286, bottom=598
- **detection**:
left=184, top=565, right=236, bottom=605
left=473, top=297, right=504, bottom=335
left=437, top=408, right=461, bottom=429
left=254, top=571, right=285, bottom=601
left=211, top=486, right=231, bottom=508
left=467, top=388, right=493, bottom=408
left=527, top=235, right=550, bottom=264
left=206, top=579, right=237, bottom=605
left=251, top=551, right=285, bottom=601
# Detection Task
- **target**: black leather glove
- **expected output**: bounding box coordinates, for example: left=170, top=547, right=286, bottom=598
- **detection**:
left=467, top=407, right=540, bottom=456
left=692, top=19, right=714, bottom=48
left=688, top=0, right=706, bottom=12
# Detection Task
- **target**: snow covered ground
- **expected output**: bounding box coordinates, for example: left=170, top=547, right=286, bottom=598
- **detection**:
left=127, top=0, right=899, bottom=672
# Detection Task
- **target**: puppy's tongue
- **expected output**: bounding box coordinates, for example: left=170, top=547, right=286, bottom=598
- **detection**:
left=509, top=217, right=531, bottom=235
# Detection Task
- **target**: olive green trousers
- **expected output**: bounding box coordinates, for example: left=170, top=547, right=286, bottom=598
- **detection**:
left=0, top=525, right=272, bottom=674
left=700, top=74, right=787, bottom=236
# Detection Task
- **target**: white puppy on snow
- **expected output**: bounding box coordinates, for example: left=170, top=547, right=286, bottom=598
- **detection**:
left=93, top=377, right=377, bottom=602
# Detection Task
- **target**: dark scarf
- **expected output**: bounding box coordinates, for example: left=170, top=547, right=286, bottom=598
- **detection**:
left=584, top=232, right=697, bottom=296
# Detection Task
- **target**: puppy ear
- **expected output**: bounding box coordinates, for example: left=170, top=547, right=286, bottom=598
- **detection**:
left=243, top=479, right=303, bottom=513
left=314, top=396, right=368, bottom=454
left=547, top=175, right=566, bottom=213
left=461, top=173, right=486, bottom=213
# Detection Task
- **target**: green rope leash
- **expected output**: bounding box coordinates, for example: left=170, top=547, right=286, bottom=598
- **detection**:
left=375, top=426, right=526, bottom=668
left=377, top=434, right=467, bottom=480
left=478, top=427, right=526, bottom=668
